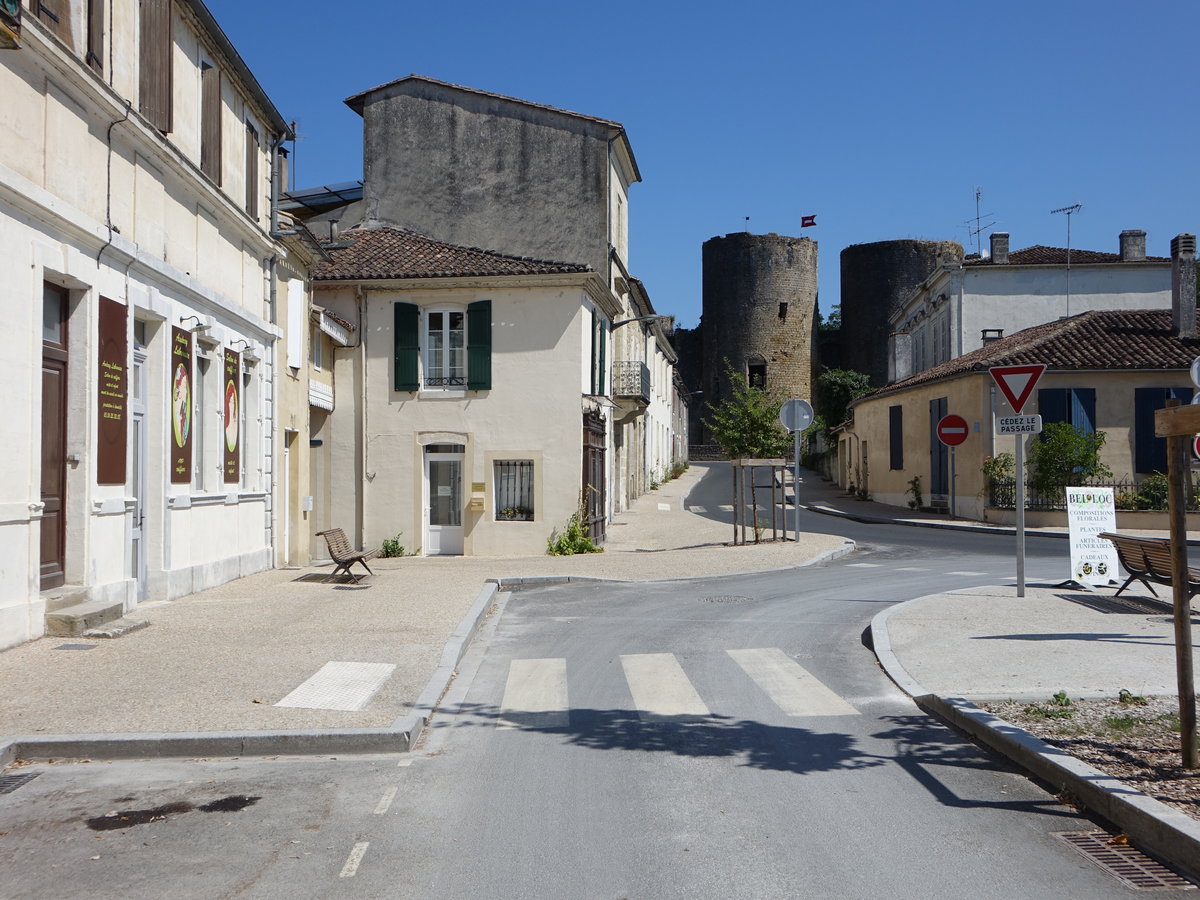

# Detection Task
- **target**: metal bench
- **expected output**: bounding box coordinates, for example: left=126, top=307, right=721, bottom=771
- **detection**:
left=316, top=528, right=378, bottom=583
left=1097, top=532, right=1200, bottom=600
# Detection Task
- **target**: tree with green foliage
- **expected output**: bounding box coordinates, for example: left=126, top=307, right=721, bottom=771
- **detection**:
left=1026, top=422, right=1113, bottom=494
left=702, top=364, right=791, bottom=459
left=814, top=368, right=872, bottom=428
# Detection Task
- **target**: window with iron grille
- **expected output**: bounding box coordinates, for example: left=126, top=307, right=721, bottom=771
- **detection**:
left=494, top=460, right=534, bottom=521
left=426, top=310, right=465, bottom=387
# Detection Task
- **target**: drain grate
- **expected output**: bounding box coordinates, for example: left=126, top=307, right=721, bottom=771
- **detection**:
left=701, top=595, right=753, bottom=604
left=0, top=772, right=39, bottom=795
left=1053, top=831, right=1197, bottom=891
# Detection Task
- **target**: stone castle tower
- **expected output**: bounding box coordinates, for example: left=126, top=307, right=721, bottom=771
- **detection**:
left=683, top=232, right=818, bottom=446
left=839, top=239, right=963, bottom=386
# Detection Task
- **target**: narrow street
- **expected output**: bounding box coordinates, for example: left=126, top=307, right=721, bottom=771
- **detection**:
left=0, top=499, right=1153, bottom=898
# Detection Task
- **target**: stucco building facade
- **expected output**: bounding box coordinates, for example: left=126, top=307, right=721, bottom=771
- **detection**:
left=0, top=0, right=307, bottom=648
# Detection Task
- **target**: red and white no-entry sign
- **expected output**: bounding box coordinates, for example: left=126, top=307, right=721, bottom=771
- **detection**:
left=990, top=364, right=1046, bottom=415
left=936, top=414, right=970, bottom=447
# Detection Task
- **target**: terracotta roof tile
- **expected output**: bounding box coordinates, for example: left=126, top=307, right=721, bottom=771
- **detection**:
left=964, top=245, right=1169, bottom=266
left=312, top=227, right=592, bottom=281
left=867, top=309, right=1198, bottom=402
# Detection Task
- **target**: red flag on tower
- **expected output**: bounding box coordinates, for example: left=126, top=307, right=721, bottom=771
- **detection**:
left=801, top=215, right=817, bottom=228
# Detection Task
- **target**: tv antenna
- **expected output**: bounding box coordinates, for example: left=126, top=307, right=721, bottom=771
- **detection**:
left=1051, top=203, right=1083, bottom=317
left=964, top=187, right=997, bottom=258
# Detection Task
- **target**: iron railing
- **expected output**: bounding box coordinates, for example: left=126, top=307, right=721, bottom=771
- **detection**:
left=988, top=476, right=1200, bottom=511
left=612, top=360, right=650, bottom=404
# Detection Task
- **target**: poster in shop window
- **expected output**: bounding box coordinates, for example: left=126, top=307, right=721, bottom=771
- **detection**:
left=169, top=327, right=193, bottom=484
left=223, top=348, right=240, bottom=483
left=1066, top=487, right=1119, bottom=586
left=97, top=297, right=127, bottom=484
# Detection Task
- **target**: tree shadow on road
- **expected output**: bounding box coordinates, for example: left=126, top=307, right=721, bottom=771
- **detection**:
left=438, top=702, right=884, bottom=775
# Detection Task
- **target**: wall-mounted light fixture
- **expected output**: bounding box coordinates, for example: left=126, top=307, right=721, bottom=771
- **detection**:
left=611, top=314, right=673, bottom=330
left=229, top=338, right=260, bottom=365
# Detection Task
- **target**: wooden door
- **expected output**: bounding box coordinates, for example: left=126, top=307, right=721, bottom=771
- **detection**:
left=41, top=284, right=68, bottom=589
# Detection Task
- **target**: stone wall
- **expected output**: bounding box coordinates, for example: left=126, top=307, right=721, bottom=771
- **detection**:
left=840, top=239, right=962, bottom=386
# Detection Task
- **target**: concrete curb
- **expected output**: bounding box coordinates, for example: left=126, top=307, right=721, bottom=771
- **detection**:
left=918, top=694, right=1200, bottom=885
left=801, top=499, right=1200, bottom=546
left=870, top=593, right=1200, bottom=885
left=0, top=582, right=502, bottom=766
left=868, top=601, right=930, bottom=698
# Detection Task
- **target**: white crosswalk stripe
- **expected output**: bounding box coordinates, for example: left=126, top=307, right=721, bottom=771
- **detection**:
left=726, top=648, right=859, bottom=717
left=620, top=653, right=710, bottom=721
left=498, top=658, right=569, bottom=728
left=495, top=650, right=864, bottom=726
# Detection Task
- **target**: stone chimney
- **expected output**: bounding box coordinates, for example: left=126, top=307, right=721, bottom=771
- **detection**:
left=1171, top=233, right=1197, bottom=339
left=1119, top=229, right=1147, bottom=261
left=889, top=332, right=912, bottom=383
left=989, top=232, right=1009, bottom=265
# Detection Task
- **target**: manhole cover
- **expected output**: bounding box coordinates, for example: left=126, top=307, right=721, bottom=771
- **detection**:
left=1053, top=831, right=1197, bottom=891
left=701, top=595, right=753, bottom=604
left=0, top=773, right=39, bottom=795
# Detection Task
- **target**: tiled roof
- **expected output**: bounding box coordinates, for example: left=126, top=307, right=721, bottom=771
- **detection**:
left=867, top=309, right=1198, bottom=402
left=964, top=245, right=1169, bottom=266
left=312, top=227, right=592, bottom=281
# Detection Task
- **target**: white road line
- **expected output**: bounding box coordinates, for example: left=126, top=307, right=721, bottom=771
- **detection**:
left=718, top=504, right=735, bottom=512
left=657, top=503, right=672, bottom=511
left=620, top=653, right=710, bottom=720
left=846, top=563, right=881, bottom=568
left=499, top=658, right=569, bottom=728
left=275, top=661, right=396, bottom=711
left=726, top=648, right=859, bottom=717
left=947, top=571, right=989, bottom=576
left=339, top=842, right=369, bottom=878
left=688, top=505, right=707, bottom=513
left=374, top=786, right=397, bottom=815
left=396, top=759, right=413, bottom=767
left=893, top=567, right=927, bottom=572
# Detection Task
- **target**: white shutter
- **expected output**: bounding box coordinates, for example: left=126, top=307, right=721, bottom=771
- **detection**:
left=287, top=279, right=304, bottom=369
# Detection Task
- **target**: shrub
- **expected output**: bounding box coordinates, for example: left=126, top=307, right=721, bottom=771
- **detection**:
left=546, top=505, right=603, bottom=556
left=380, top=533, right=406, bottom=557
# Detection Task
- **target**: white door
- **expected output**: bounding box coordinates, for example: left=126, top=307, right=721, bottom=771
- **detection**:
left=424, top=445, right=464, bottom=556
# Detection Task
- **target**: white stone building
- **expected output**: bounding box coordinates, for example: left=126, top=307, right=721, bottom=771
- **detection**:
left=890, top=230, right=1172, bottom=382
left=0, top=0, right=300, bottom=648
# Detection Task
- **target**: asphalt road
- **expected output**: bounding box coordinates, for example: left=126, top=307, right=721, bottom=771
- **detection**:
left=0, top=495, right=1150, bottom=898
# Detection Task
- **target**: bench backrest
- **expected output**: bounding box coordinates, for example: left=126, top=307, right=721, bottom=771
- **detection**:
left=317, top=528, right=354, bottom=560
left=1098, top=533, right=1151, bottom=574
left=1140, top=539, right=1178, bottom=581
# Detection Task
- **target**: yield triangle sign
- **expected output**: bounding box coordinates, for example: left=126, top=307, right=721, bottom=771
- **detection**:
left=989, top=364, right=1046, bottom=415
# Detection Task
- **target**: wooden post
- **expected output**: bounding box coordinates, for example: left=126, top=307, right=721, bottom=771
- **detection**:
left=1158, top=400, right=1199, bottom=769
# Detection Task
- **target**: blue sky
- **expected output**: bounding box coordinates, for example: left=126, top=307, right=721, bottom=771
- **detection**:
left=207, top=0, right=1195, bottom=329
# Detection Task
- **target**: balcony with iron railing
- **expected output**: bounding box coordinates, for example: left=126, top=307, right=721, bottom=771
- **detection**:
left=612, top=360, right=650, bottom=407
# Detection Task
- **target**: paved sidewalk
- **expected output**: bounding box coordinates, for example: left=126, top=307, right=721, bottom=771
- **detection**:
left=0, top=462, right=849, bottom=748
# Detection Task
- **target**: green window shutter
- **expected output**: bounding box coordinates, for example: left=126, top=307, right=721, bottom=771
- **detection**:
left=599, top=321, right=607, bottom=395
left=589, top=309, right=597, bottom=395
left=393, top=302, right=419, bottom=391
left=467, top=300, right=492, bottom=390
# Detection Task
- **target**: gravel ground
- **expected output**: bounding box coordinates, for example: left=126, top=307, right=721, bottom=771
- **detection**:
left=980, top=694, right=1200, bottom=821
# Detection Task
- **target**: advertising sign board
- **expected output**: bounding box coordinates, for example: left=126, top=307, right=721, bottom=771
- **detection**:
left=1066, top=488, right=1118, bottom=586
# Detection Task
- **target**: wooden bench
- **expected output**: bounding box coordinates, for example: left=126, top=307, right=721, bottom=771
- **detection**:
left=316, top=528, right=378, bottom=583
left=1097, top=532, right=1200, bottom=600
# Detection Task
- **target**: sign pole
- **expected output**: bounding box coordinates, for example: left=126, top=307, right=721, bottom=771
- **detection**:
left=793, top=427, right=801, bottom=543
left=1015, top=435, right=1025, bottom=598
left=950, top=446, right=957, bottom=520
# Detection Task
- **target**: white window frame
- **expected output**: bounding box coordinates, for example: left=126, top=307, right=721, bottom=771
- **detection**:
left=422, top=306, right=467, bottom=393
